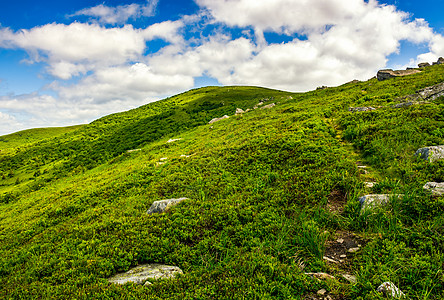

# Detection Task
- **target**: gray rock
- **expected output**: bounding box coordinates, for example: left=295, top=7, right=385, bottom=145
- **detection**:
left=418, top=62, right=430, bottom=68
left=167, top=138, right=182, bottom=143
left=260, top=103, right=276, bottom=109
left=437, top=57, right=444, bottom=65
left=146, top=198, right=188, bottom=214
left=423, top=182, right=444, bottom=196
left=392, top=102, right=413, bottom=108
left=417, top=82, right=444, bottom=101
left=342, top=274, right=357, bottom=284
left=305, top=272, right=336, bottom=280
left=364, top=182, right=375, bottom=188
left=317, top=289, right=327, bottom=295
left=358, top=194, right=403, bottom=210
left=108, top=264, right=183, bottom=285
left=377, top=282, right=405, bottom=298
left=127, top=149, right=142, bottom=153
left=235, top=108, right=245, bottom=115
left=415, top=145, right=444, bottom=162
left=348, top=106, right=376, bottom=112
left=377, top=69, right=421, bottom=81
left=208, top=115, right=229, bottom=124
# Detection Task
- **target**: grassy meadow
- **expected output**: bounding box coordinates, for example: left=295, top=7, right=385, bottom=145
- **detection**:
left=0, top=64, right=443, bottom=299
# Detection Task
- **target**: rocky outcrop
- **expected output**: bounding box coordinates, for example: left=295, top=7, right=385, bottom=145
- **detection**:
left=418, top=62, right=431, bottom=68
left=108, top=264, right=183, bottom=286
left=377, top=282, right=405, bottom=299
left=423, top=182, right=444, bottom=196
left=415, top=145, right=444, bottom=162
left=392, top=102, right=413, bottom=108
left=208, top=115, right=229, bottom=124
left=348, top=106, right=376, bottom=112
left=260, top=103, right=276, bottom=109
left=377, top=69, right=421, bottom=81
left=146, top=198, right=188, bottom=214
left=235, top=108, right=245, bottom=115
left=358, top=194, right=403, bottom=210
left=417, top=82, right=444, bottom=101
left=438, top=57, right=444, bottom=64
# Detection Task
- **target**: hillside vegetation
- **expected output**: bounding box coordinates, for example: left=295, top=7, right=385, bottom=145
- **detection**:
left=0, top=65, right=443, bottom=299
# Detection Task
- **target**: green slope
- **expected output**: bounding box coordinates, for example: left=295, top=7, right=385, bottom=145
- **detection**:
left=0, top=65, right=443, bottom=299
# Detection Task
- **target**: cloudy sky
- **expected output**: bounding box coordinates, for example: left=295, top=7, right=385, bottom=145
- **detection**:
left=0, top=0, right=443, bottom=135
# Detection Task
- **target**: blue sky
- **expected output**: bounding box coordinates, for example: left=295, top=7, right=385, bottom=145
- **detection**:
left=0, top=0, right=443, bottom=135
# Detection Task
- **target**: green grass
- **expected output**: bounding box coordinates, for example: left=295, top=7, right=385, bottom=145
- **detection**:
left=0, top=65, right=443, bottom=299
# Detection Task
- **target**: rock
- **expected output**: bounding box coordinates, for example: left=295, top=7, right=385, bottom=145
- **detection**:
left=392, top=102, right=413, bottom=108
left=146, top=198, right=188, bottom=214
left=340, top=254, right=347, bottom=258
left=418, top=62, right=430, bottom=68
left=317, top=86, right=328, bottom=90
left=323, top=256, right=339, bottom=264
left=364, top=182, right=375, bottom=188
left=348, top=106, right=376, bottom=112
left=126, top=149, right=142, bottom=153
left=208, top=115, right=229, bottom=124
left=108, top=264, right=183, bottom=286
left=358, top=194, right=403, bottom=210
left=305, top=272, right=336, bottom=281
left=417, top=82, right=444, bottom=101
left=423, top=182, right=444, bottom=196
left=377, top=282, right=405, bottom=298
left=337, top=238, right=344, bottom=243
left=377, top=69, right=421, bottom=81
left=437, top=57, right=444, bottom=65
left=260, top=103, right=276, bottom=109
left=167, top=138, right=182, bottom=143
left=415, top=145, right=444, bottom=162
left=317, top=289, right=327, bottom=295
left=348, top=247, right=360, bottom=253
left=235, top=108, right=245, bottom=115
left=342, top=274, right=357, bottom=284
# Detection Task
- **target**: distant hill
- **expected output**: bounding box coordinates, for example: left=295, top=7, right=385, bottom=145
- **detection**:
left=0, top=64, right=443, bottom=299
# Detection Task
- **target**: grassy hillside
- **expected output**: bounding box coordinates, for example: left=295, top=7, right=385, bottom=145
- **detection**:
left=0, top=65, right=443, bottom=299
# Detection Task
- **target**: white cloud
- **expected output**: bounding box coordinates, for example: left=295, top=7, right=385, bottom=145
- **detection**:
left=72, top=0, right=159, bottom=24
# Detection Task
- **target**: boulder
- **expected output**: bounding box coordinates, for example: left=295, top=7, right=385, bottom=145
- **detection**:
left=208, top=115, right=229, bottom=124
left=167, top=138, right=182, bottom=143
left=423, top=182, right=444, bottom=196
left=348, top=106, right=376, bottom=112
left=358, top=194, right=403, bottom=210
left=417, top=82, right=444, bottom=101
left=377, top=282, right=405, bottom=299
left=235, top=108, right=245, bottom=115
left=108, top=264, right=183, bottom=286
left=342, top=274, right=357, bottom=284
left=260, top=103, right=276, bottom=109
left=377, top=69, right=421, bottom=81
left=415, top=145, right=444, bottom=162
left=146, top=198, right=188, bottom=214
left=418, top=62, right=430, bottom=68
left=437, top=57, right=444, bottom=65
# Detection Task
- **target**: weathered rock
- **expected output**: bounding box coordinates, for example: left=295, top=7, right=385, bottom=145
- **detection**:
left=415, top=145, right=444, bottom=162
left=417, top=82, right=444, bottom=101
left=364, top=182, right=375, bottom=188
left=377, top=69, right=421, bottom=81
left=167, top=138, right=182, bottom=143
left=437, top=57, right=444, bottom=65
left=348, top=247, right=360, bottom=253
left=377, top=282, right=405, bottom=298
left=418, top=62, right=430, bottom=68
left=127, top=149, right=142, bottom=153
left=305, top=272, right=336, bottom=281
left=146, top=198, right=188, bottom=214
left=260, top=103, right=276, bottom=109
left=423, top=182, right=444, bottom=196
left=392, top=102, right=413, bottom=108
left=108, top=264, right=183, bottom=285
left=235, top=108, right=245, bottom=115
left=317, top=289, right=327, bottom=295
left=342, top=274, right=357, bottom=284
left=323, top=256, right=339, bottom=264
left=208, top=115, right=229, bottom=124
left=358, top=194, right=403, bottom=210
left=348, top=106, right=376, bottom=112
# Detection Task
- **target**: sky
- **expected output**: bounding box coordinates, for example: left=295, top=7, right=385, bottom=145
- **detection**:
left=0, top=0, right=443, bottom=135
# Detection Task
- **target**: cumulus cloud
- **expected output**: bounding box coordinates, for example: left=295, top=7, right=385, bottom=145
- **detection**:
left=71, top=0, right=159, bottom=24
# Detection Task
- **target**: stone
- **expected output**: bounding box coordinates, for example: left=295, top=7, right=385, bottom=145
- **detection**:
left=108, top=264, right=183, bottom=286
left=160, top=157, right=168, bottom=161
left=348, top=106, right=376, bottom=112
left=208, top=115, right=229, bottom=124
left=377, top=282, right=405, bottom=299
left=437, top=57, right=444, bottom=65
left=260, top=103, right=276, bottom=109
left=146, top=198, right=188, bottom=214
left=418, top=62, right=430, bottom=68
left=167, top=138, right=182, bottom=143
left=305, top=272, right=336, bottom=281
left=358, top=194, right=403, bottom=210
left=337, top=238, right=344, bottom=243
left=342, top=274, right=357, bottom=284
left=323, top=256, right=339, bottom=264
left=377, top=69, right=421, bottom=81
left=415, top=145, right=444, bottom=162
left=348, top=247, right=360, bottom=253
left=392, top=102, right=413, bottom=108
left=126, top=149, right=142, bottom=153
left=340, top=254, right=347, bottom=258
left=235, top=108, right=245, bottom=115
left=364, top=182, right=375, bottom=188
left=423, top=182, right=444, bottom=196
left=317, top=289, right=327, bottom=295
left=417, top=82, right=444, bottom=101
